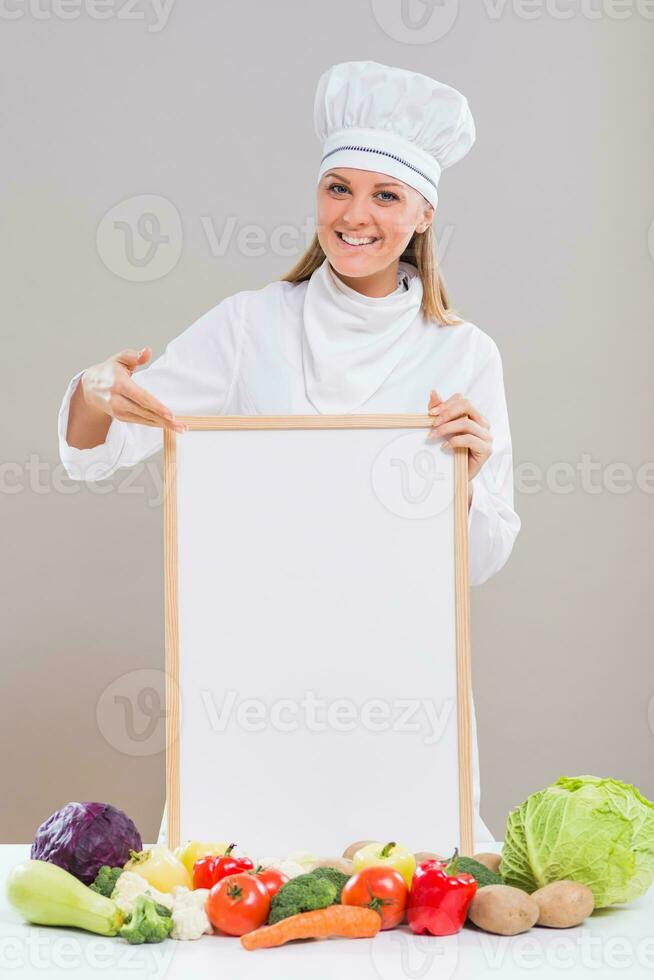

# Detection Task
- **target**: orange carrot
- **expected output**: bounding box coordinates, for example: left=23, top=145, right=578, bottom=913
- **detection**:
left=241, top=905, right=381, bottom=950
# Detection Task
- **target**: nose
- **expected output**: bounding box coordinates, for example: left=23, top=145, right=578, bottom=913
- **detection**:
left=340, top=194, right=374, bottom=229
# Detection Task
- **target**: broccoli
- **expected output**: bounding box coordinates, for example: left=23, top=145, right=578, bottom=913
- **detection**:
left=151, top=900, right=174, bottom=918
left=119, top=895, right=173, bottom=944
left=454, top=856, right=504, bottom=889
left=309, top=866, right=350, bottom=902
left=268, top=873, right=337, bottom=925
left=89, top=865, right=124, bottom=898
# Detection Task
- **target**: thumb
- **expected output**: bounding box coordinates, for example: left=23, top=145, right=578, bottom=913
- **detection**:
left=116, top=346, right=151, bottom=370
left=428, top=388, right=443, bottom=409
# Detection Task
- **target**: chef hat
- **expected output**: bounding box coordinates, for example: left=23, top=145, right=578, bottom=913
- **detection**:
left=314, top=60, right=475, bottom=209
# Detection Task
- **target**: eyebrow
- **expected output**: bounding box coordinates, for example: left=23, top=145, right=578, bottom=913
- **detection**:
left=322, top=171, right=404, bottom=189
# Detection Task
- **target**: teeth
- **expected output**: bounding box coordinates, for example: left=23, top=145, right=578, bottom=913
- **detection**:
left=339, top=232, right=377, bottom=246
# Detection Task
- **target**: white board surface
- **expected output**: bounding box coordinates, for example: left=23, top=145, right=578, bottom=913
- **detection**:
left=173, top=425, right=461, bottom=857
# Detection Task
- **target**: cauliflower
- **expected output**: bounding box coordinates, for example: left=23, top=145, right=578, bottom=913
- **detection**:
left=286, top=851, right=318, bottom=871
left=170, top=887, right=212, bottom=941
left=256, top=856, right=307, bottom=879
left=113, top=877, right=212, bottom=941
left=111, top=871, right=174, bottom=917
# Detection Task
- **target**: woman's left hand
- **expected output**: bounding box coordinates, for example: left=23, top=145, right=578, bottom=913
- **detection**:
left=427, top=389, right=492, bottom=481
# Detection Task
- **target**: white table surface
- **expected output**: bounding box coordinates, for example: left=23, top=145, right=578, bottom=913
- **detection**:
left=2, top=843, right=654, bottom=979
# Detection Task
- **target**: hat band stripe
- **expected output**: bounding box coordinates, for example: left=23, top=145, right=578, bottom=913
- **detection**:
left=320, top=144, right=437, bottom=190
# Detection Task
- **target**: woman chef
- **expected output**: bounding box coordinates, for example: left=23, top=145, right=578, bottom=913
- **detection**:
left=59, top=61, right=520, bottom=844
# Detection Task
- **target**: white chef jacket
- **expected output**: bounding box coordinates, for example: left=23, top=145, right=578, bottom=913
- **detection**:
left=58, top=270, right=520, bottom=846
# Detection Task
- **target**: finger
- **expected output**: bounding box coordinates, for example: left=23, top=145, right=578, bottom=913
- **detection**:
left=113, top=395, right=185, bottom=431
left=430, top=418, right=492, bottom=442
left=119, top=379, right=176, bottom=423
left=112, top=394, right=165, bottom=426
left=116, top=410, right=160, bottom=428
left=118, top=409, right=187, bottom=432
left=441, top=434, right=491, bottom=456
left=428, top=388, right=444, bottom=410
left=448, top=396, right=489, bottom=429
left=429, top=395, right=489, bottom=429
left=115, top=346, right=151, bottom=370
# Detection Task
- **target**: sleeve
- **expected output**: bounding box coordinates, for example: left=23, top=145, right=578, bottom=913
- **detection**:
left=58, top=292, right=245, bottom=482
left=466, top=337, right=521, bottom=586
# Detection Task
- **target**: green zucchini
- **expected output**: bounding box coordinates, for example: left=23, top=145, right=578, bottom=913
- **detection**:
left=6, top=860, right=124, bottom=935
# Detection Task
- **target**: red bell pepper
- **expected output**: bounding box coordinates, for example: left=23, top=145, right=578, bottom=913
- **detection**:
left=407, top=849, right=478, bottom=936
left=192, top=843, right=254, bottom=890
left=215, top=843, right=254, bottom=880
left=193, top=854, right=219, bottom=890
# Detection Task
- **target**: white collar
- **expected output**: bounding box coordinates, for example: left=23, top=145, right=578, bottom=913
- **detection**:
left=329, top=264, right=410, bottom=298
left=301, top=258, right=424, bottom=413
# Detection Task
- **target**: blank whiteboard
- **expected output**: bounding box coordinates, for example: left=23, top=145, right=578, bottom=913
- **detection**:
left=163, top=416, right=473, bottom=858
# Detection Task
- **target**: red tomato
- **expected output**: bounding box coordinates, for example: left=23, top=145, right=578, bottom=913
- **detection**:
left=341, top=866, right=408, bottom=930
left=206, top=873, right=270, bottom=937
left=254, top=867, right=289, bottom=898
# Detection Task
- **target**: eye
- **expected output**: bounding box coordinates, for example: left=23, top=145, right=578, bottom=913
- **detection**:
left=327, top=182, right=349, bottom=194
left=376, top=190, right=399, bottom=202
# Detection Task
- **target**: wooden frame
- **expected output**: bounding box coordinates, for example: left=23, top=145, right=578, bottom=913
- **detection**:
left=163, top=415, right=473, bottom=855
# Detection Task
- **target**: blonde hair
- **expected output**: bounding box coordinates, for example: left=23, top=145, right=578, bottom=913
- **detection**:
left=280, top=225, right=462, bottom=326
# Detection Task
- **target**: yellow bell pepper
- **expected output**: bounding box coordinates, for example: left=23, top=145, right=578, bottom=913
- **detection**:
left=353, top=841, right=416, bottom=888
left=174, top=840, right=230, bottom=876
left=124, top=845, right=192, bottom=892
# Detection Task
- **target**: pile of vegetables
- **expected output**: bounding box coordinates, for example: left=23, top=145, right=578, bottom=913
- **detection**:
left=5, top=776, right=654, bottom=951
left=8, top=803, right=215, bottom=943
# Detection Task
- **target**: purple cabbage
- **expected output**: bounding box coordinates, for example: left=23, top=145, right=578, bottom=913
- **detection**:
left=30, top=802, right=142, bottom=884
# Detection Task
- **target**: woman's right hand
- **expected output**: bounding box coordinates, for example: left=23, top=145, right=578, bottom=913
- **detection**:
left=81, top=347, right=187, bottom=433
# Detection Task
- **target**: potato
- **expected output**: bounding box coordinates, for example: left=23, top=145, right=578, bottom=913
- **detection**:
left=414, top=851, right=445, bottom=864
left=473, top=852, right=502, bottom=874
left=342, top=840, right=374, bottom=861
left=309, top=857, right=354, bottom=875
left=531, top=880, right=594, bottom=928
left=468, top=885, right=539, bottom=936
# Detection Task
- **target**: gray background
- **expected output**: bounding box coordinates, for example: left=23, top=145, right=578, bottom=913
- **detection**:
left=1, top=1, right=652, bottom=844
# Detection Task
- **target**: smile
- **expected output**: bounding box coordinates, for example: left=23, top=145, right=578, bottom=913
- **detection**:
left=336, top=231, right=381, bottom=248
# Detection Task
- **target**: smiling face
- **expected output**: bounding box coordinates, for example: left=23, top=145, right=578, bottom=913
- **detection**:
left=316, top=167, right=434, bottom=292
